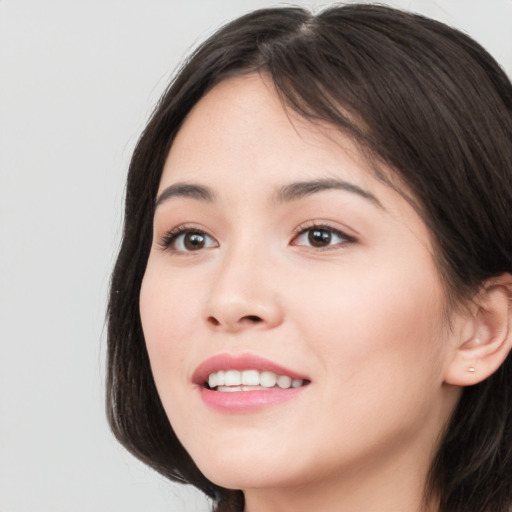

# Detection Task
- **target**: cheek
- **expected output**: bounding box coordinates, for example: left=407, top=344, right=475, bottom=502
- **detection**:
left=139, top=263, right=202, bottom=385
left=290, top=253, right=447, bottom=388
left=275, top=258, right=450, bottom=473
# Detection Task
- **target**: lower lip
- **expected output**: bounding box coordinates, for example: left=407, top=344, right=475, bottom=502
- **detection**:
left=199, top=386, right=307, bottom=412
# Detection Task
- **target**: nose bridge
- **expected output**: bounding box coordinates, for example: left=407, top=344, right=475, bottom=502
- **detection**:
left=204, top=231, right=282, bottom=331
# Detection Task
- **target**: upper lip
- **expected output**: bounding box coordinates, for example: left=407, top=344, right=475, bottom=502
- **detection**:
left=192, top=353, right=310, bottom=385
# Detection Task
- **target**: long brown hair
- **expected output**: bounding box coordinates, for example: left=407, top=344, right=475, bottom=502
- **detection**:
left=107, top=5, right=512, bottom=511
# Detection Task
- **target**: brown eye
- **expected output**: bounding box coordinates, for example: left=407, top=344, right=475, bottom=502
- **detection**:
left=183, top=232, right=207, bottom=251
left=162, top=229, right=218, bottom=253
left=308, top=228, right=332, bottom=247
left=292, top=225, right=353, bottom=250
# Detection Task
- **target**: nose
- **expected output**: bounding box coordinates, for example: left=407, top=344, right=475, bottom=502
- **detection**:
left=204, top=246, right=284, bottom=333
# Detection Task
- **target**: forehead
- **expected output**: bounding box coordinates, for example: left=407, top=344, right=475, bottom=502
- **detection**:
left=160, top=74, right=423, bottom=226
left=161, top=74, right=379, bottom=192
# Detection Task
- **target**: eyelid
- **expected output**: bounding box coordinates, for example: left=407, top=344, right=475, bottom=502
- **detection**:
left=290, top=221, right=357, bottom=249
left=292, top=219, right=357, bottom=237
left=157, top=223, right=218, bottom=252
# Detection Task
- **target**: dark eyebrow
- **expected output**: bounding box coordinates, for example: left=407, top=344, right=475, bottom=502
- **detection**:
left=155, top=182, right=215, bottom=208
left=274, top=178, right=384, bottom=209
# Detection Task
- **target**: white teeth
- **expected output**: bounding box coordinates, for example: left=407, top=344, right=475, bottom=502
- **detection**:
left=208, top=373, right=217, bottom=388
left=241, top=369, right=260, bottom=386
left=260, top=371, right=277, bottom=388
left=217, top=386, right=242, bottom=392
left=224, top=370, right=241, bottom=386
left=207, top=369, right=305, bottom=391
left=277, top=375, right=292, bottom=389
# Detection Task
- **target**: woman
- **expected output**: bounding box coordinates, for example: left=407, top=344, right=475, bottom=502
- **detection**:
left=106, top=4, right=512, bottom=511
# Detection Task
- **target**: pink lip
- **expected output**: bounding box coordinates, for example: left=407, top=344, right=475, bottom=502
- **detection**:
left=192, top=353, right=309, bottom=385
left=198, top=386, right=307, bottom=412
left=193, top=353, right=310, bottom=413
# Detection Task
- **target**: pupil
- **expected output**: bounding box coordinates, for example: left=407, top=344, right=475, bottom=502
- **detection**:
left=184, top=232, right=205, bottom=250
left=308, top=229, right=331, bottom=247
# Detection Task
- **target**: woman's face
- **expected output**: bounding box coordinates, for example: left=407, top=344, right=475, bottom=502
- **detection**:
left=140, top=74, right=461, bottom=494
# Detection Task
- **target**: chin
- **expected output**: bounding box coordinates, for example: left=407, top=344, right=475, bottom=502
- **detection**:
left=184, top=435, right=320, bottom=491
left=199, top=459, right=297, bottom=491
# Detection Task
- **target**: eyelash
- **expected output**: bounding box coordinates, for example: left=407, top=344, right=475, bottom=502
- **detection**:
left=158, top=224, right=217, bottom=253
left=158, top=222, right=356, bottom=254
left=291, top=222, right=356, bottom=251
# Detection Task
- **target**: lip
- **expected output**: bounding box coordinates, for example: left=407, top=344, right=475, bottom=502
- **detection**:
left=192, top=353, right=309, bottom=385
left=193, top=353, right=310, bottom=413
left=198, top=386, right=307, bottom=412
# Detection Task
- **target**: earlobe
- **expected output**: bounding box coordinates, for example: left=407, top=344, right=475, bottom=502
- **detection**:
left=444, top=273, right=512, bottom=387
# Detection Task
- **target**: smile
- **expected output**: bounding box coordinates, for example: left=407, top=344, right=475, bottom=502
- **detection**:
left=208, top=369, right=304, bottom=391
left=194, top=353, right=310, bottom=411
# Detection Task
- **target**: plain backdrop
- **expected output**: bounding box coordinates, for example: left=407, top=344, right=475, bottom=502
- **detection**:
left=1, top=1, right=511, bottom=511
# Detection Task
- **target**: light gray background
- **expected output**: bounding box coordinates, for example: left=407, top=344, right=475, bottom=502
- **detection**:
left=1, top=1, right=511, bottom=511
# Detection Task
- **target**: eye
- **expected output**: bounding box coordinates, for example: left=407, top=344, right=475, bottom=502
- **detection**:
left=291, top=224, right=354, bottom=249
left=160, top=227, right=218, bottom=253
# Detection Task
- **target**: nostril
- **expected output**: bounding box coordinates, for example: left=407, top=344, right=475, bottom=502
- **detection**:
left=206, top=314, right=263, bottom=328
left=207, top=316, right=221, bottom=326
left=243, top=315, right=262, bottom=323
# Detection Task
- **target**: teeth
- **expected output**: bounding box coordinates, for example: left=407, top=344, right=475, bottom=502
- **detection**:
left=241, top=369, right=259, bottom=386
left=224, top=370, right=241, bottom=386
left=277, top=375, right=292, bottom=389
left=291, top=379, right=303, bottom=388
left=207, top=369, right=305, bottom=391
left=260, top=371, right=277, bottom=388
left=217, top=386, right=242, bottom=392
left=208, top=373, right=217, bottom=388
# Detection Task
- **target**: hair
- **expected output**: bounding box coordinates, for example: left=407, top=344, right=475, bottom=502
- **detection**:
left=106, top=4, right=512, bottom=512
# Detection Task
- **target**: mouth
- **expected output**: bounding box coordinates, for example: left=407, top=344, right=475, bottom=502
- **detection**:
left=206, top=369, right=307, bottom=392
left=193, top=353, right=310, bottom=411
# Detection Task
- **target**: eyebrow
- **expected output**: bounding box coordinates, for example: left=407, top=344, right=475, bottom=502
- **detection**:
left=274, top=178, right=384, bottom=209
left=154, top=177, right=383, bottom=210
left=155, top=182, right=215, bottom=208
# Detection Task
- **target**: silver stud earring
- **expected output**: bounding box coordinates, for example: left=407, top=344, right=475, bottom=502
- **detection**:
left=467, top=367, right=476, bottom=373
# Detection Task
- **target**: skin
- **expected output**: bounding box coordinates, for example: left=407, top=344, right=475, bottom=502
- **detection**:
left=139, top=74, right=467, bottom=512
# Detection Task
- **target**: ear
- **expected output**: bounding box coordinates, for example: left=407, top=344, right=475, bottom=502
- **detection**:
left=444, top=273, right=512, bottom=386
